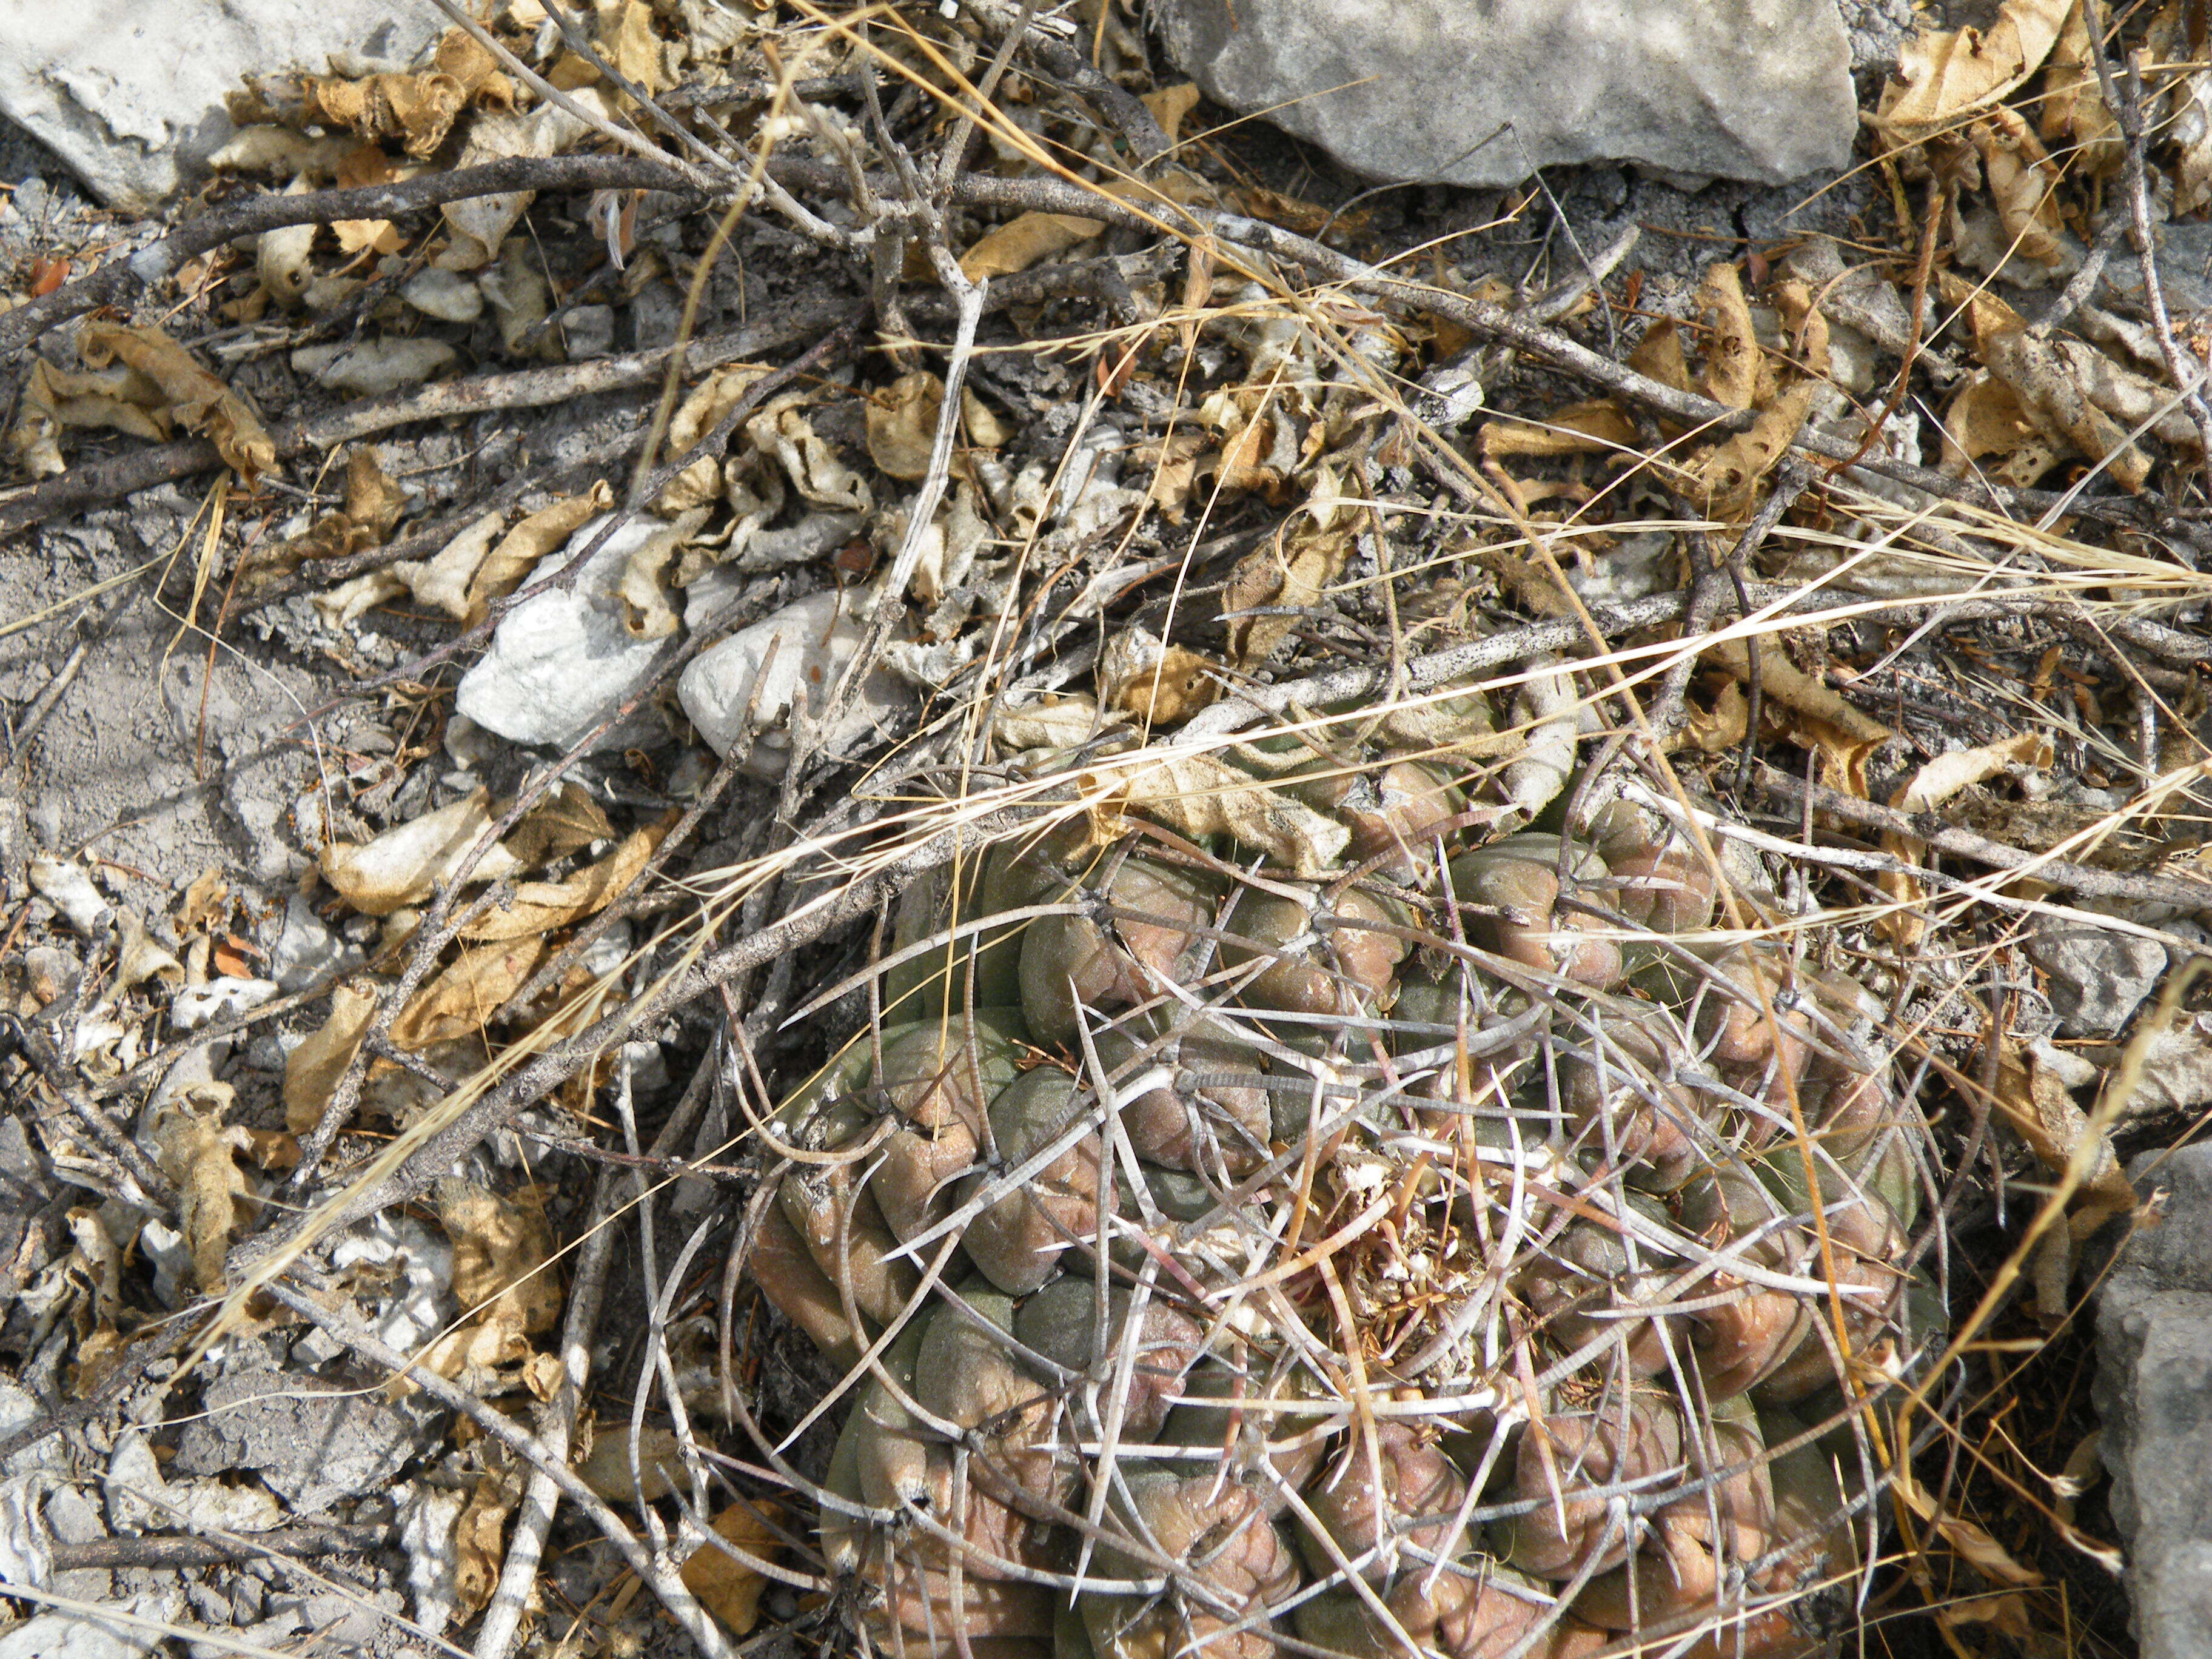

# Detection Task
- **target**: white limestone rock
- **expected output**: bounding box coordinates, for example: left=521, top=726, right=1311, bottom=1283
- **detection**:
left=1153, top=0, right=1857, bottom=188
left=678, top=589, right=908, bottom=778
left=0, top=0, right=447, bottom=209
left=455, top=515, right=673, bottom=753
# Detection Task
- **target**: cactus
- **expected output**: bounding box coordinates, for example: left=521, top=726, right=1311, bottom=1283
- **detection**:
left=747, top=685, right=1937, bottom=1659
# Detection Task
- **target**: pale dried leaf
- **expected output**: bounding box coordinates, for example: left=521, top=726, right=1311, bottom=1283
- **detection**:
left=1878, top=0, right=2071, bottom=135
left=151, top=1084, right=254, bottom=1292
left=464, top=483, right=615, bottom=624
left=461, top=819, right=668, bottom=940
left=389, top=936, right=549, bottom=1050
left=77, top=322, right=275, bottom=481
left=284, top=981, right=380, bottom=1135
left=321, top=788, right=525, bottom=917
left=866, top=370, right=944, bottom=481
left=959, top=211, right=1104, bottom=280
left=1101, top=751, right=1349, bottom=878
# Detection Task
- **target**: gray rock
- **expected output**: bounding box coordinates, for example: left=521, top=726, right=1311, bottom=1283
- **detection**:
left=1153, top=0, right=1857, bottom=188
left=678, top=589, right=909, bottom=778
left=0, top=0, right=447, bottom=209
left=2025, top=918, right=2167, bottom=1037
left=454, top=515, right=674, bottom=754
left=2123, top=1013, right=2212, bottom=1122
left=172, top=1369, right=424, bottom=1516
left=266, top=894, right=363, bottom=993
left=2098, top=1144, right=2212, bottom=1659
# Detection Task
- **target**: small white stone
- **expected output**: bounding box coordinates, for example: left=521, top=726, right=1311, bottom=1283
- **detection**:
left=455, top=514, right=674, bottom=752
left=678, top=588, right=909, bottom=777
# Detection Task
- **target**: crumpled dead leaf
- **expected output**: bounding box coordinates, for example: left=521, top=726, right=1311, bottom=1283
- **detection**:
left=575, top=1423, right=687, bottom=1502
left=501, top=783, right=616, bottom=869
left=305, top=27, right=512, bottom=159
left=413, top=1179, right=560, bottom=1394
left=465, top=483, right=615, bottom=624
left=7, top=358, right=167, bottom=476
left=1100, top=628, right=1219, bottom=726
left=77, top=321, right=275, bottom=481
left=392, top=510, right=508, bottom=619
left=451, top=1461, right=523, bottom=1626
left=1982, top=328, right=2155, bottom=491
left=284, top=980, right=380, bottom=1135
left=321, top=788, right=526, bottom=916
left=617, top=509, right=709, bottom=638
left=658, top=366, right=772, bottom=511
left=866, top=370, right=944, bottom=481
left=959, top=211, right=1104, bottom=280
left=440, top=96, right=607, bottom=270
left=151, top=1082, right=256, bottom=1292
left=1965, top=107, right=2071, bottom=275
left=747, top=400, right=872, bottom=512
left=681, top=1501, right=783, bottom=1635
left=1876, top=0, right=2071, bottom=139
left=1941, top=372, right=2066, bottom=488
left=1222, top=518, right=1349, bottom=668
left=1702, top=635, right=1890, bottom=751
left=1096, top=750, right=1349, bottom=878
left=1878, top=731, right=2053, bottom=947
left=389, top=936, right=549, bottom=1050
left=461, top=817, right=669, bottom=940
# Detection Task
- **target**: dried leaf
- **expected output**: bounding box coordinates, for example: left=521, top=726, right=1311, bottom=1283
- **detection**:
left=1696, top=380, right=1818, bottom=521
left=866, top=370, right=944, bottom=481
left=1878, top=731, right=2053, bottom=946
left=575, top=1424, right=686, bottom=1501
left=617, top=509, right=707, bottom=638
left=1877, top=0, right=2071, bottom=136
left=77, top=321, right=275, bottom=481
left=1942, top=372, right=2065, bottom=488
left=284, top=981, right=380, bottom=1135
left=451, top=1464, right=522, bottom=1625
left=440, top=96, right=605, bottom=269
left=1221, top=520, right=1349, bottom=668
left=1983, top=328, right=2153, bottom=491
left=658, top=365, right=772, bottom=511
left=682, top=1502, right=783, bottom=1635
left=392, top=510, right=507, bottom=620
left=321, top=788, right=526, bottom=916
left=1098, top=751, right=1349, bottom=878
left=2042, top=3, right=2123, bottom=172
left=1701, top=635, right=1889, bottom=750
left=152, top=1084, right=255, bottom=1292
left=747, top=401, right=872, bottom=512
left=1480, top=400, right=1640, bottom=458
left=959, top=212, right=1104, bottom=280
left=1969, top=108, right=2070, bottom=273
left=1142, top=82, right=1202, bottom=143
left=449, top=1182, right=560, bottom=1328
left=389, top=936, right=549, bottom=1050
left=1099, top=629, right=1219, bottom=726
left=305, top=28, right=512, bottom=159
left=464, top=483, right=615, bottom=624
left=502, top=783, right=616, bottom=869
left=1695, top=263, right=1766, bottom=411
left=461, top=819, right=669, bottom=940
left=603, top=0, right=673, bottom=95
left=1683, top=676, right=1752, bottom=754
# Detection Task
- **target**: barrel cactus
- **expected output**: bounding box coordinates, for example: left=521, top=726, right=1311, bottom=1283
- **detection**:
left=744, top=678, right=1939, bottom=1659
